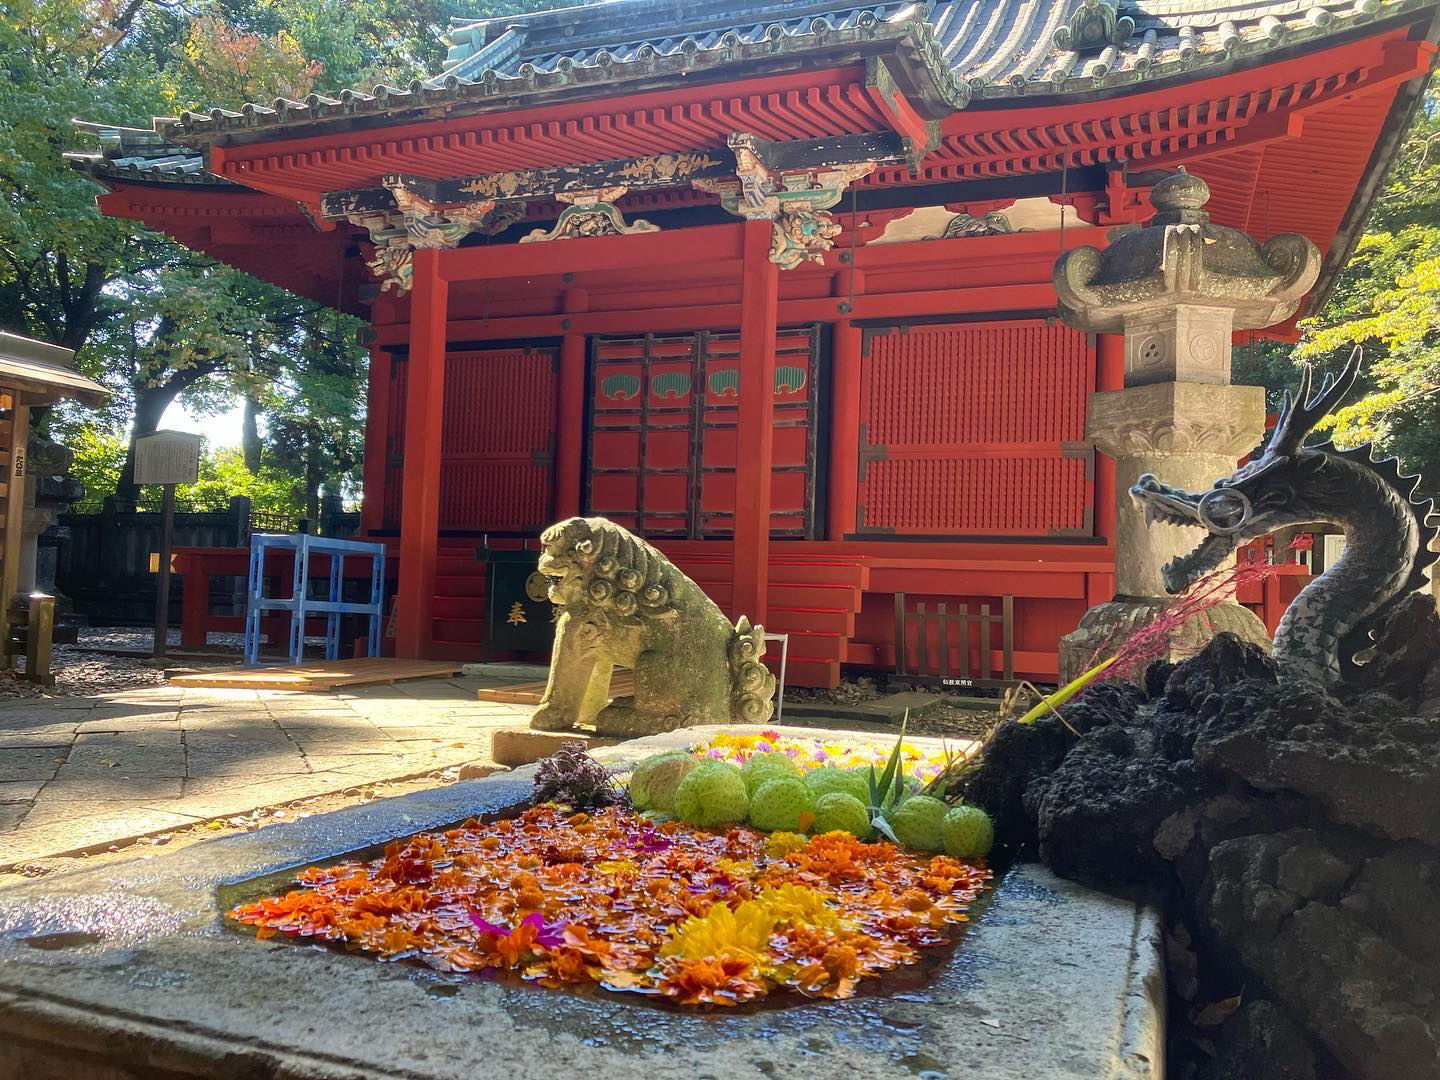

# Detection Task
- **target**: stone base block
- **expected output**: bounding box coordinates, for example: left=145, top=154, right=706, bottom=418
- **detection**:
left=490, top=727, right=622, bottom=767
left=0, top=727, right=1164, bottom=1080
left=1058, top=595, right=1270, bottom=682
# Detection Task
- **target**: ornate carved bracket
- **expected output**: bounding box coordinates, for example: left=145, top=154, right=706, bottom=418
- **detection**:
left=390, top=184, right=526, bottom=248
left=344, top=180, right=526, bottom=293
left=694, top=133, right=876, bottom=269
left=347, top=211, right=413, bottom=294
left=925, top=211, right=1022, bottom=239
left=520, top=186, right=659, bottom=243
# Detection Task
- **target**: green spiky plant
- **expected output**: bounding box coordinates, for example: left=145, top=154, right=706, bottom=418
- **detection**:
left=865, top=714, right=911, bottom=844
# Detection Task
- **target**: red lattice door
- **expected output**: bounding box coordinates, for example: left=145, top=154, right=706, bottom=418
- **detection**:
left=587, top=328, right=820, bottom=539
left=855, top=321, right=1095, bottom=538
left=382, top=348, right=558, bottom=533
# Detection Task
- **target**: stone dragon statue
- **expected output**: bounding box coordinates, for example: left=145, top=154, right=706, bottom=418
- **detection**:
left=1130, top=352, right=1438, bottom=685
left=529, top=517, right=776, bottom=737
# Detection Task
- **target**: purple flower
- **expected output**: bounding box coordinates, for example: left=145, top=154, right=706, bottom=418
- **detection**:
left=469, top=913, right=508, bottom=937
left=629, top=830, right=672, bottom=854
left=755, top=740, right=773, bottom=753
left=520, top=912, right=567, bottom=949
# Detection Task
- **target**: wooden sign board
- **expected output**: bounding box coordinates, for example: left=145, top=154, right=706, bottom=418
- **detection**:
left=134, top=430, right=201, bottom=486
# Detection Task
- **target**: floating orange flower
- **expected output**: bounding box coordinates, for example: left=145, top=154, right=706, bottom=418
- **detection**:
left=228, top=806, right=990, bottom=1008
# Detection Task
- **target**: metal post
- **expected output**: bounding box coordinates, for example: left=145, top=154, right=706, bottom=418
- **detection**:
left=25, top=592, right=53, bottom=685
left=153, top=482, right=175, bottom=658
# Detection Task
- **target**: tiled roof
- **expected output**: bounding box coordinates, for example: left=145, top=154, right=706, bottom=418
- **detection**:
left=150, top=0, right=1437, bottom=144
left=64, top=123, right=229, bottom=187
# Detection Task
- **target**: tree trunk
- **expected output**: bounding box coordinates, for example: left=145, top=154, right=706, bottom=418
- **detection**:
left=242, top=396, right=261, bottom=473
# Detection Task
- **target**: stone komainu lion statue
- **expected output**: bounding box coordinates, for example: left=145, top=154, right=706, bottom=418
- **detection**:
left=530, top=517, right=777, bottom=737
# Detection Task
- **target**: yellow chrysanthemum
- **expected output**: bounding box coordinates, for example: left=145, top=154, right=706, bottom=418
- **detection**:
left=764, top=831, right=809, bottom=857
left=660, top=900, right=777, bottom=964
left=752, top=885, right=845, bottom=933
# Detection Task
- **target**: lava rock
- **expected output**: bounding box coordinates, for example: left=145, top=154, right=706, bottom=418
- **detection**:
left=1202, top=829, right=1440, bottom=1080
left=969, top=625, right=1440, bottom=1080
left=1192, top=681, right=1440, bottom=846
left=1023, top=727, right=1211, bottom=887
left=1209, top=1001, right=1318, bottom=1080
left=1346, top=593, right=1440, bottom=705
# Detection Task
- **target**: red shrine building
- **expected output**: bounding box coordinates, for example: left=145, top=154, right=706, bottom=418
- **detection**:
left=71, top=0, right=1440, bottom=687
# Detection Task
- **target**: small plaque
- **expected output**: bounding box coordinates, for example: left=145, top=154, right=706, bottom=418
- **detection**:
left=134, top=430, right=201, bottom=486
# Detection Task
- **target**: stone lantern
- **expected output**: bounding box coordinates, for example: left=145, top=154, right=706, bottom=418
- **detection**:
left=1054, top=169, right=1321, bottom=678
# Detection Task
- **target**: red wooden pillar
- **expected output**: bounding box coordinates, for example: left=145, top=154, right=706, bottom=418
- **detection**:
left=359, top=345, right=391, bottom=536
left=555, top=286, right=589, bottom=520
left=394, top=250, right=449, bottom=659
left=732, top=219, right=779, bottom=626
left=827, top=320, right=863, bottom=540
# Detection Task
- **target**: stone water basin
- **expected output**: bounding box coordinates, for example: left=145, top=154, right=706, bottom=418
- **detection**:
left=0, top=726, right=1164, bottom=1079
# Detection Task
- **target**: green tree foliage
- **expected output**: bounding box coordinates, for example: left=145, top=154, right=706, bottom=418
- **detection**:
left=1238, top=80, right=1440, bottom=499
left=1, top=0, right=541, bottom=515
left=68, top=426, right=303, bottom=515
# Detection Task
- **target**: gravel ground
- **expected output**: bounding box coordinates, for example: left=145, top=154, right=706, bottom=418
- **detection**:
left=0, top=626, right=324, bottom=700
left=786, top=676, right=1000, bottom=741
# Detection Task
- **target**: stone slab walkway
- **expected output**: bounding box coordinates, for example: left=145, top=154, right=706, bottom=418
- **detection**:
left=0, top=675, right=531, bottom=868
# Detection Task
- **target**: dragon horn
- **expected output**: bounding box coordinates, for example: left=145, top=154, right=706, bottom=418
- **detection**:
left=1268, top=346, right=1363, bottom=455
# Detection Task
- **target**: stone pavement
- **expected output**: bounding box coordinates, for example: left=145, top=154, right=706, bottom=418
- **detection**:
left=0, top=674, right=531, bottom=868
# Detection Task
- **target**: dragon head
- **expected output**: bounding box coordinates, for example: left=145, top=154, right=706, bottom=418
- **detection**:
left=1130, top=351, right=1361, bottom=594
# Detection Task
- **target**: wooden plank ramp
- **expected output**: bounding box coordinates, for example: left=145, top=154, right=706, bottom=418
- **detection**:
left=477, top=668, right=633, bottom=705
left=169, top=657, right=463, bottom=691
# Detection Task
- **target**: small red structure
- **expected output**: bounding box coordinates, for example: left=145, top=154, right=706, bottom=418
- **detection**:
left=70, top=0, right=1439, bottom=685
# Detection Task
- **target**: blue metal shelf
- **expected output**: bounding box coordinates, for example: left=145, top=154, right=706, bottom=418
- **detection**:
left=244, top=533, right=386, bottom=666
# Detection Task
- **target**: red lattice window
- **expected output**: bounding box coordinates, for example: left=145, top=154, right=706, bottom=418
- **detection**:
left=856, top=321, right=1095, bottom=538
left=384, top=347, right=558, bottom=533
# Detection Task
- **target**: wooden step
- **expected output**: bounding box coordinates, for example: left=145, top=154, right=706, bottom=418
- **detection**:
left=433, top=596, right=484, bottom=619
left=769, top=630, right=847, bottom=662
left=435, top=575, right=486, bottom=598
left=432, top=617, right=486, bottom=643
left=772, top=656, right=840, bottom=689
left=436, top=556, right=482, bottom=575
left=763, top=607, right=855, bottom=635
left=169, top=657, right=461, bottom=691
left=677, top=582, right=861, bottom=610
left=426, top=640, right=486, bottom=662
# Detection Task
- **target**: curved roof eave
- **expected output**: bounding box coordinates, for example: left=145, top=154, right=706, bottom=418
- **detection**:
left=150, top=0, right=1439, bottom=148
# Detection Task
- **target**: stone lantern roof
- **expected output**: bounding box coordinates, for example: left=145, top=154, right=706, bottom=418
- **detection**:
left=1054, top=168, right=1321, bottom=333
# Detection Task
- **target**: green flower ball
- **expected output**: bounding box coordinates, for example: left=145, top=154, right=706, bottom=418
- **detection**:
left=803, top=766, right=870, bottom=805
left=748, top=776, right=815, bottom=832
left=941, top=804, right=995, bottom=860
left=629, top=752, right=699, bottom=813
left=813, top=792, right=872, bottom=840
left=741, top=751, right=801, bottom=795
left=886, top=795, right=949, bottom=853
left=673, top=761, right=749, bottom=827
